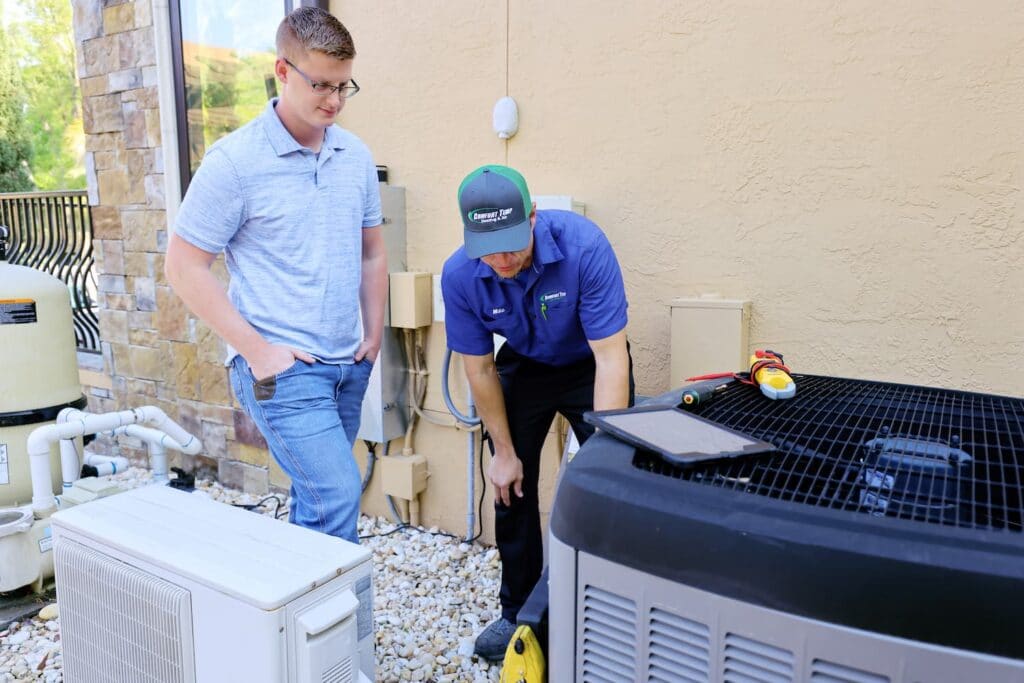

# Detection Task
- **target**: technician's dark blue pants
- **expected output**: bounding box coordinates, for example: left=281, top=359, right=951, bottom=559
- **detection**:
left=492, top=343, right=635, bottom=622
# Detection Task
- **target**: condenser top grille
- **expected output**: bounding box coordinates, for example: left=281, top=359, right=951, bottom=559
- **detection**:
left=634, top=375, right=1024, bottom=533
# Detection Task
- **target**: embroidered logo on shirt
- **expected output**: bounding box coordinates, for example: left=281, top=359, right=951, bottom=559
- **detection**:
left=539, top=291, right=567, bottom=303
left=538, top=290, right=567, bottom=321
left=491, top=307, right=507, bottom=315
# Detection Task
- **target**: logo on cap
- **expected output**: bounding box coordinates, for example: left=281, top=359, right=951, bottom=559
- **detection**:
left=458, top=164, right=533, bottom=258
left=468, top=207, right=515, bottom=225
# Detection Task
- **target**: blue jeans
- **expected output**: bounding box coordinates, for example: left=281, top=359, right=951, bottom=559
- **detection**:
left=230, top=355, right=373, bottom=543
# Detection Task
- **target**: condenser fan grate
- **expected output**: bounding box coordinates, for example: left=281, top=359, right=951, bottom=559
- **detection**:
left=634, top=375, right=1024, bottom=532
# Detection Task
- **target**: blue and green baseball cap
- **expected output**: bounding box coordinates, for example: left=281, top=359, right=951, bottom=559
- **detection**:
left=458, top=165, right=533, bottom=259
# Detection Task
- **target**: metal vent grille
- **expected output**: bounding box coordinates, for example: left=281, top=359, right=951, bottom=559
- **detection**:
left=810, top=659, right=889, bottom=683
left=647, top=607, right=710, bottom=682
left=322, top=657, right=353, bottom=683
left=581, top=585, right=637, bottom=682
left=55, top=538, right=194, bottom=683
left=635, top=375, right=1024, bottom=532
left=723, top=633, right=794, bottom=683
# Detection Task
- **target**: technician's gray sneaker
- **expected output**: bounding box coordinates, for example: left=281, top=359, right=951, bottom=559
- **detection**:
left=473, top=617, right=517, bottom=661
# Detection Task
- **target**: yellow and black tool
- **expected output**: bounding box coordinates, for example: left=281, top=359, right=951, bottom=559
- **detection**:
left=499, top=624, right=546, bottom=683
left=683, top=349, right=796, bottom=402
left=748, top=349, right=796, bottom=400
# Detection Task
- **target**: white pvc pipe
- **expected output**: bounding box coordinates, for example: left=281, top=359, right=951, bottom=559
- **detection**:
left=64, top=406, right=201, bottom=455
left=107, top=425, right=191, bottom=484
left=59, top=440, right=80, bottom=490
left=108, top=424, right=201, bottom=456
left=150, top=443, right=168, bottom=484
left=28, top=409, right=140, bottom=514
left=132, top=406, right=201, bottom=454
left=82, top=453, right=130, bottom=476
left=27, top=406, right=202, bottom=516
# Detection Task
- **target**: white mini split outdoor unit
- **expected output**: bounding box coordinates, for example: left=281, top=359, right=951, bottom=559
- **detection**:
left=50, top=485, right=374, bottom=683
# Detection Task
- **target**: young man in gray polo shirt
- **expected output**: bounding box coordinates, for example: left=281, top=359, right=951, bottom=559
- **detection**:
left=165, top=8, right=386, bottom=544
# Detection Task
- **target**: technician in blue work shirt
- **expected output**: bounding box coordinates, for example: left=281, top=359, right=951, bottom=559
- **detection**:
left=442, top=165, right=634, bottom=660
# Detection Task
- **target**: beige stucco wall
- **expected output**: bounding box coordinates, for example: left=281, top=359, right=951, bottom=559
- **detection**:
left=334, top=2, right=1023, bottom=535
left=71, top=1, right=1023, bottom=541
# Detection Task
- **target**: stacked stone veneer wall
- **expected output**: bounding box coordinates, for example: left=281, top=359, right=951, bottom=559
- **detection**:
left=72, top=0, right=277, bottom=493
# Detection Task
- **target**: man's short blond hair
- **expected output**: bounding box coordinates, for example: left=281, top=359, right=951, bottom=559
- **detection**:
left=276, top=7, right=355, bottom=62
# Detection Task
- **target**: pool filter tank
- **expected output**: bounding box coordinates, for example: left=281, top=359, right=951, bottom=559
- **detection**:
left=0, top=225, right=86, bottom=510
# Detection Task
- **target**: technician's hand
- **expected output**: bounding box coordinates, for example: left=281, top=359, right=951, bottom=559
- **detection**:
left=248, top=344, right=315, bottom=381
left=489, top=453, right=524, bottom=507
left=354, top=339, right=380, bottom=364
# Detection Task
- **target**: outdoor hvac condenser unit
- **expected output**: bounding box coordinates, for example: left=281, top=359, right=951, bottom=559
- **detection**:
left=51, top=485, right=374, bottom=683
left=549, top=375, right=1024, bottom=682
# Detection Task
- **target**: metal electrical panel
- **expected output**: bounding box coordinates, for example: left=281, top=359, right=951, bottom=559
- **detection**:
left=357, top=184, right=409, bottom=444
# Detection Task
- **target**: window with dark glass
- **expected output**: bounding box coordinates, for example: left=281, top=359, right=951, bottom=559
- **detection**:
left=169, top=0, right=328, bottom=195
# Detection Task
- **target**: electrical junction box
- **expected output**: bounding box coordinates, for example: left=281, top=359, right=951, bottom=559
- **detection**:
left=670, top=297, right=750, bottom=387
left=533, top=195, right=585, bottom=215
left=380, top=454, right=428, bottom=500
left=389, top=272, right=433, bottom=329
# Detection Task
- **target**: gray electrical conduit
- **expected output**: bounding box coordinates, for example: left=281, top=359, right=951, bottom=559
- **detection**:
left=442, top=347, right=483, bottom=541
left=441, top=347, right=481, bottom=427
left=360, top=438, right=406, bottom=525
left=369, top=439, right=407, bottom=526
left=376, top=337, right=482, bottom=534
left=405, top=329, right=472, bottom=430
left=361, top=440, right=377, bottom=493
left=386, top=492, right=405, bottom=526
left=371, top=332, right=432, bottom=527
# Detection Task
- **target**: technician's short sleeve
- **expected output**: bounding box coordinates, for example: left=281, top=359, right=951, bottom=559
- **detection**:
left=577, top=233, right=628, bottom=341
left=441, top=267, right=494, bottom=356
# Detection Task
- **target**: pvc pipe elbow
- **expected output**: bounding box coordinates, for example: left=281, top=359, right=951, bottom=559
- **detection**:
left=137, top=406, right=201, bottom=454
left=57, top=407, right=86, bottom=424
left=26, top=424, right=61, bottom=460
left=113, top=424, right=202, bottom=455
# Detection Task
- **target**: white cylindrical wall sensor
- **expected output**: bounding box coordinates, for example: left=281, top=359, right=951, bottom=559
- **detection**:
left=493, top=96, right=519, bottom=139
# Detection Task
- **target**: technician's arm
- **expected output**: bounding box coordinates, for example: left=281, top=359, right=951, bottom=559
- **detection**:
left=463, top=352, right=523, bottom=506
left=164, top=234, right=313, bottom=380
left=588, top=328, right=630, bottom=411
left=355, top=225, right=387, bottom=363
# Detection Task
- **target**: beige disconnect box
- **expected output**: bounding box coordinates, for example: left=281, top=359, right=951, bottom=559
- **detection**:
left=380, top=454, right=429, bottom=500
left=670, top=298, right=750, bottom=387
left=389, top=272, right=433, bottom=329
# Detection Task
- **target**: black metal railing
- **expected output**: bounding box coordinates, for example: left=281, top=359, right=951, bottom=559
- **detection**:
left=0, top=191, right=101, bottom=353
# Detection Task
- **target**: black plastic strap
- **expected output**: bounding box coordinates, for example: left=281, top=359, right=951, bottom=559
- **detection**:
left=0, top=395, right=88, bottom=428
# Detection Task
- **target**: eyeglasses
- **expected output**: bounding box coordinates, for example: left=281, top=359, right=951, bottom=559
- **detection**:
left=284, top=59, right=360, bottom=99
